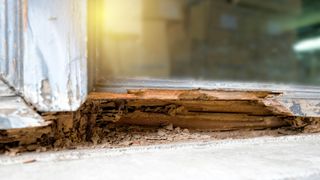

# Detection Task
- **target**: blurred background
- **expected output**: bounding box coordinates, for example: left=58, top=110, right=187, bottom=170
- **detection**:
left=93, top=0, right=320, bottom=86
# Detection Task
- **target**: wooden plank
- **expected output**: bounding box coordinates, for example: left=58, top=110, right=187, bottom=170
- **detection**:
left=0, top=0, right=23, bottom=90
left=89, top=89, right=299, bottom=130
left=0, top=0, right=6, bottom=76
left=1, top=84, right=319, bottom=151
left=0, top=0, right=88, bottom=112
left=0, top=80, right=50, bottom=130
left=94, top=79, right=320, bottom=118
left=22, top=0, right=87, bottom=111
left=95, top=78, right=320, bottom=93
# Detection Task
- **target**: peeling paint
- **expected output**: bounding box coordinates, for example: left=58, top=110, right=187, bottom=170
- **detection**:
left=0, top=80, right=49, bottom=130
left=290, top=101, right=305, bottom=116
left=0, top=0, right=88, bottom=112
left=67, top=75, right=73, bottom=107
left=40, top=79, right=52, bottom=106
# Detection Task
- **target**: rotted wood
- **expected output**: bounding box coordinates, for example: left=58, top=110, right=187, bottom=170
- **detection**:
left=0, top=80, right=51, bottom=151
left=0, top=100, right=98, bottom=152
left=0, top=76, right=96, bottom=150
left=1, top=87, right=320, bottom=151
left=89, top=89, right=304, bottom=130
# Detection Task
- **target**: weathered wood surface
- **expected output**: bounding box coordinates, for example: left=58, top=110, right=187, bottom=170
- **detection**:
left=0, top=0, right=23, bottom=91
left=0, top=0, right=88, bottom=112
left=0, top=80, right=52, bottom=150
left=1, top=86, right=319, bottom=152
left=0, top=80, right=49, bottom=130
left=95, top=79, right=320, bottom=117
left=88, top=89, right=304, bottom=130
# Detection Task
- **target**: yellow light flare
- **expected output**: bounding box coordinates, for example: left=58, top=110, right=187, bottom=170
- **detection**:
left=104, top=0, right=143, bottom=35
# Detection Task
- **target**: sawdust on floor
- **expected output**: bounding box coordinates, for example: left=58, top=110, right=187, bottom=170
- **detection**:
left=2, top=123, right=298, bottom=156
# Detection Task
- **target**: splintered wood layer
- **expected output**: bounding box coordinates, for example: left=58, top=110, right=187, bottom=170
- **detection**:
left=1, top=89, right=320, bottom=152
left=90, top=89, right=294, bottom=130
left=0, top=101, right=98, bottom=150
left=0, top=126, right=52, bottom=144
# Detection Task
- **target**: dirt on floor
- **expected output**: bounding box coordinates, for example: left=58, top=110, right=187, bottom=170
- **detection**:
left=88, top=124, right=300, bottom=148
left=3, top=122, right=301, bottom=156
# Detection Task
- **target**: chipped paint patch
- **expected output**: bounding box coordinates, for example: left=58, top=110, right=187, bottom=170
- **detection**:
left=290, top=102, right=305, bottom=116
left=23, top=0, right=28, bottom=32
left=40, top=79, right=52, bottom=106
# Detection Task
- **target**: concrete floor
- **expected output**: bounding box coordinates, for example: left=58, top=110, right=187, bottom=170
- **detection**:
left=1, top=134, right=320, bottom=180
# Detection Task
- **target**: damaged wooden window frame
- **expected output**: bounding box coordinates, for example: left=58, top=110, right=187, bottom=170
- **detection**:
left=87, top=0, right=320, bottom=130
left=0, top=0, right=320, bottom=150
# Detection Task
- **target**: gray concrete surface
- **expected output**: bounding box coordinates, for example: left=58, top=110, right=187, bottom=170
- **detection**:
left=1, top=134, right=320, bottom=180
